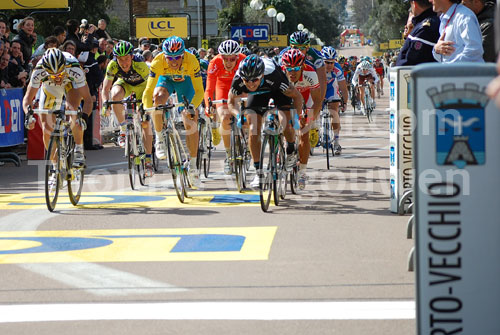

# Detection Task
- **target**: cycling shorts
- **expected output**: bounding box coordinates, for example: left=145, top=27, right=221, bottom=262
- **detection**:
left=113, top=79, right=146, bottom=102
left=156, top=75, right=195, bottom=104
left=325, top=97, right=341, bottom=103
left=245, top=91, right=292, bottom=116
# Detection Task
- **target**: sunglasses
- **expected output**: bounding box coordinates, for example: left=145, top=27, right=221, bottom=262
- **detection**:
left=166, top=55, right=183, bottom=61
left=242, top=76, right=262, bottom=83
left=324, top=61, right=335, bottom=64
left=291, top=45, right=308, bottom=50
left=49, top=72, right=66, bottom=80
left=222, top=56, right=238, bottom=62
left=285, top=66, right=301, bottom=72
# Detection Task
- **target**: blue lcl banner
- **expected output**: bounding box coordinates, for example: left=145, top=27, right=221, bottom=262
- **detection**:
left=231, top=25, right=269, bottom=41
left=0, top=88, right=24, bottom=147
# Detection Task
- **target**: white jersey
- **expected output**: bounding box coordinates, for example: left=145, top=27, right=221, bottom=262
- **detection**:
left=29, top=52, right=87, bottom=110
left=351, top=64, right=379, bottom=86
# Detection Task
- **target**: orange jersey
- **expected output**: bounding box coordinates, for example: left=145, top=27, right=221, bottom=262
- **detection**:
left=204, top=53, right=246, bottom=107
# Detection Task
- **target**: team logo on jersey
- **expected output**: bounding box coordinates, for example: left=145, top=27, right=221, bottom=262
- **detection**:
left=427, top=83, right=487, bottom=168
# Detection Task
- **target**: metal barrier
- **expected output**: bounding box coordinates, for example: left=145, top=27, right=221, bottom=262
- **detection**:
left=389, top=66, right=414, bottom=214
left=412, top=63, right=500, bottom=334
left=0, top=88, right=24, bottom=166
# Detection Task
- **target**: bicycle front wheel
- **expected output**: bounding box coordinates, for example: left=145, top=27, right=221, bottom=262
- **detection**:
left=45, top=135, right=62, bottom=212
left=136, top=131, right=146, bottom=187
left=259, top=135, right=273, bottom=212
left=277, top=139, right=287, bottom=201
left=167, top=132, right=185, bottom=203
left=204, top=125, right=212, bottom=178
left=66, top=135, right=84, bottom=206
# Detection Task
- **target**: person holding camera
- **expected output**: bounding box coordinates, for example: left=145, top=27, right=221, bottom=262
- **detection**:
left=65, top=19, right=96, bottom=55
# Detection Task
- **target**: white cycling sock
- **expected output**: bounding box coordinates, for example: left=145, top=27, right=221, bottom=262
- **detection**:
left=300, top=163, right=307, bottom=171
left=155, top=131, right=163, bottom=142
left=75, top=144, right=83, bottom=152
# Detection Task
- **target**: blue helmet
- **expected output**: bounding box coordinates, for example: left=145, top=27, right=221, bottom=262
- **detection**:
left=321, top=46, right=337, bottom=60
left=162, top=36, right=185, bottom=56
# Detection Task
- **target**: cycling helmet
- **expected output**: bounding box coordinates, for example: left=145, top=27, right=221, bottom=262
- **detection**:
left=239, top=54, right=265, bottom=80
left=240, top=46, right=251, bottom=56
left=338, top=56, right=346, bottom=63
left=162, top=36, right=185, bottom=56
left=321, top=46, right=337, bottom=60
left=360, top=60, right=371, bottom=70
left=187, top=47, right=200, bottom=60
left=113, top=41, right=134, bottom=57
left=281, top=48, right=305, bottom=67
left=218, top=39, right=240, bottom=55
left=41, top=48, right=66, bottom=74
left=289, top=31, right=310, bottom=45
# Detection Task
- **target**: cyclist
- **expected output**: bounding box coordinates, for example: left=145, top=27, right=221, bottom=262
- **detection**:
left=23, top=48, right=91, bottom=167
left=101, top=41, right=154, bottom=177
left=351, top=60, right=379, bottom=115
left=281, top=48, right=322, bottom=189
left=321, top=46, right=348, bottom=155
left=204, top=39, right=246, bottom=175
left=187, top=47, right=209, bottom=89
left=227, top=54, right=304, bottom=188
left=373, top=58, right=385, bottom=95
left=142, top=36, right=204, bottom=186
left=240, top=46, right=251, bottom=56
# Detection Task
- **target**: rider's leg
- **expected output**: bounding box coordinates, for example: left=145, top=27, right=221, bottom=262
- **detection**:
left=247, top=110, right=263, bottom=167
left=218, top=105, right=232, bottom=151
left=110, top=85, right=126, bottom=124
left=182, top=106, right=199, bottom=163
left=152, top=86, right=170, bottom=159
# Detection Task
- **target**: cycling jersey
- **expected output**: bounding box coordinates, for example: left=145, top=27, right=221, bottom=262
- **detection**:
left=231, top=58, right=292, bottom=113
left=374, top=63, right=384, bottom=76
left=282, top=63, right=319, bottom=108
left=200, top=58, right=209, bottom=89
left=204, top=53, right=246, bottom=107
left=30, top=51, right=86, bottom=110
left=351, top=65, right=379, bottom=86
left=142, top=51, right=204, bottom=109
left=105, top=55, right=149, bottom=86
left=325, top=62, right=346, bottom=102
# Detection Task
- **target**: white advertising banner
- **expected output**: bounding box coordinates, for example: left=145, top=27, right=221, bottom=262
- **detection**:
left=412, top=63, right=500, bottom=334
left=389, top=66, right=414, bottom=213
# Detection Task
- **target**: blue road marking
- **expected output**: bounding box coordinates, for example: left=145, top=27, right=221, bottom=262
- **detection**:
left=209, top=194, right=259, bottom=204
left=0, top=237, right=113, bottom=254
left=8, top=195, right=168, bottom=206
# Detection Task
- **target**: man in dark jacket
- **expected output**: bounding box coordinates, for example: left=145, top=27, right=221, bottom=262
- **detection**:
left=65, top=19, right=97, bottom=55
left=462, top=0, right=496, bottom=62
left=396, top=0, right=440, bottom=65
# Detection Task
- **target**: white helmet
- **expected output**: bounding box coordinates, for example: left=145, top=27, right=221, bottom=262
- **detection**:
left=218, top=40, right=240, bottom=55
left=360, top=60, right=371, bottom=70
left=41, top=48, right=66, bottom=74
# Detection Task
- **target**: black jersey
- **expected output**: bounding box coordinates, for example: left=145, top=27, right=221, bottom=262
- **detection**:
left=230, top=58, right=290, bottom=96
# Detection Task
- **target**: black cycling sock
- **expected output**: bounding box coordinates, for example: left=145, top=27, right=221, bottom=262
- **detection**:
left=254, top=162, right=261, bottom=170
left=286, top=142, right=295, bottom=155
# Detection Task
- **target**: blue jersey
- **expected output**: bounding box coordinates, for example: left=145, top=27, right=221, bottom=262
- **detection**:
left=325, top=62, right=345, bottom=102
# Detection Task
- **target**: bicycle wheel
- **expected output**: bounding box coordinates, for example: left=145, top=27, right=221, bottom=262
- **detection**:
left=196, top=120, right=204, bottom=173
left=136, top=131, right=146, bottom=186
left=126, top=131, right=137, bottom=190
left=66, top=135, right=84, bottom=206
left=277, top=140, right=287, bottom=200
left=203, top=125, right=212, bottom=178
left=45, top=135, right=62, bottom=212
left=290, top=163, right=299, bottom=195
left=234, top=133, right=247, bottom=192
left=324, top=119, right=331, bottom=170
left=167, top=132, right=185, bottom=203
left=365, top=90, right=372, bottom=123
left=259, top=135, right=273, bottom=212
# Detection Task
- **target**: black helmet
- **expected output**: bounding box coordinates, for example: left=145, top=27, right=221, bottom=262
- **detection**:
left=289, top=31, right=310, bottom=45
left=239, top=54, right=265, bottom=80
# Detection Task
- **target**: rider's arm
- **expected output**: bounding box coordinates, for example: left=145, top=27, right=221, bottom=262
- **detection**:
left=351, top=68, right=359, bottom=86
left=203, top=58, right=218, bottom=108
left=189, top=55, right=205, bottom=109
left=282, top=83, right=303, bottom=116
left=227, top=90, right=240, bottom=117
left=142, top=54, right=163, bottom=108
left=22, top=83, right=38, bottom=114
left=310, top=86, right=322, bottom=121
left=316, top=65, right=327, bottom=101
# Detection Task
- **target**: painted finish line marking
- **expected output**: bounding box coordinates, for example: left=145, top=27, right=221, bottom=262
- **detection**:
left=0, top=301, right=416, bottom=322
left=0, top=191, right=260, bottom=210
left=0, top=227, right=277, bottom=263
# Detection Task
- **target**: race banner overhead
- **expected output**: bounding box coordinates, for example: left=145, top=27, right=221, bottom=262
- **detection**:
left=0, top=0, right=68, bottom=9
left=136, top=17, right=188, bottom=39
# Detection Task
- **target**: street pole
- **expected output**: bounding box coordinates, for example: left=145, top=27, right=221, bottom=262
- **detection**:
left=197, top=0, right=201, bottom=48
left=202, top=0, right=207, bottom=40
left=128, top=0, right=134, bottom=40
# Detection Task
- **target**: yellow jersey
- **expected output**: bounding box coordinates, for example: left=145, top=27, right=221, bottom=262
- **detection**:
left=142, top=51, right=204, bottom=109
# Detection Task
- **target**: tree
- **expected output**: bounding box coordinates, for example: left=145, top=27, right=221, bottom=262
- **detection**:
left=365, top=0, right=408, bottom=45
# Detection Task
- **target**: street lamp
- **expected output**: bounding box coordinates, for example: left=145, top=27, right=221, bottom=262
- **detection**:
left=267, top=7, right=277, bottom=35
left=250, top=0, right=263, bottom=10
left=297, top=23, right=304, bottom=31
left=276, top=12, right=285, bottom=35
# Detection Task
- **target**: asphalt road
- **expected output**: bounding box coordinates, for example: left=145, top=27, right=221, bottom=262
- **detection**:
left=0, top=46, right=415, bottom=335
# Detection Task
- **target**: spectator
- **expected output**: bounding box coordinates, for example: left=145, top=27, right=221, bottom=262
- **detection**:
left=0, top=53, right=10, bottom=88
left=136, top=38, right=150, bottom=54
left=198, top=47, right=207, bottom=60
left=403, top=11, right=415, bottom=39
left=0, top=19, right=7, bottom=42
left=461, top=0, right=496, bottom=62
left=430, top=0, right=484, bottom=62
left=96, top=54, right=108, bottom=72
left=60, top=40, right=77, bottom=56
left=9, top=40, right=27, bottom=71
left=99, top=38, right=114, bottom=59
left=397, top=0, right=440, bottom=65
left=206, top=47, right=216, bottom=61
left=7, top=49, right=28, bottom=88
left=12, top=16, right=36, bottom=67
left=32, top=35, right=58, bottom=64
left=53, top=26, right=66, bottom=46
left=142, top=50, right=153, bottom=66
left=485, top=3, right=500, bottom=107
left=95, top=19, right=111, bottom=40
left=65, top=19, right=96, bottom=54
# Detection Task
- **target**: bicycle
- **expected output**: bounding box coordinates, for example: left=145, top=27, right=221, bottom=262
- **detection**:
left=212, top=98, right=251, bottom=192
left=362, top=82, right=375, bottom=123
left=104, top=92, right=148, bottom=190
left=144, top=98, right=193, bottom=203
left=198, top=100, right=216, bottom=179
left=26, top=105, right=85, bottom=212
left=349, top=83, right=360, bottom=114
left=317, top=107, right=336, bottom=170
left=259, top=107, right=291, bottom=212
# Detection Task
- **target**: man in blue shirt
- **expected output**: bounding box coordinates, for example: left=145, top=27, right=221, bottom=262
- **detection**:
left=430, top=0, right=484, bottom=62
